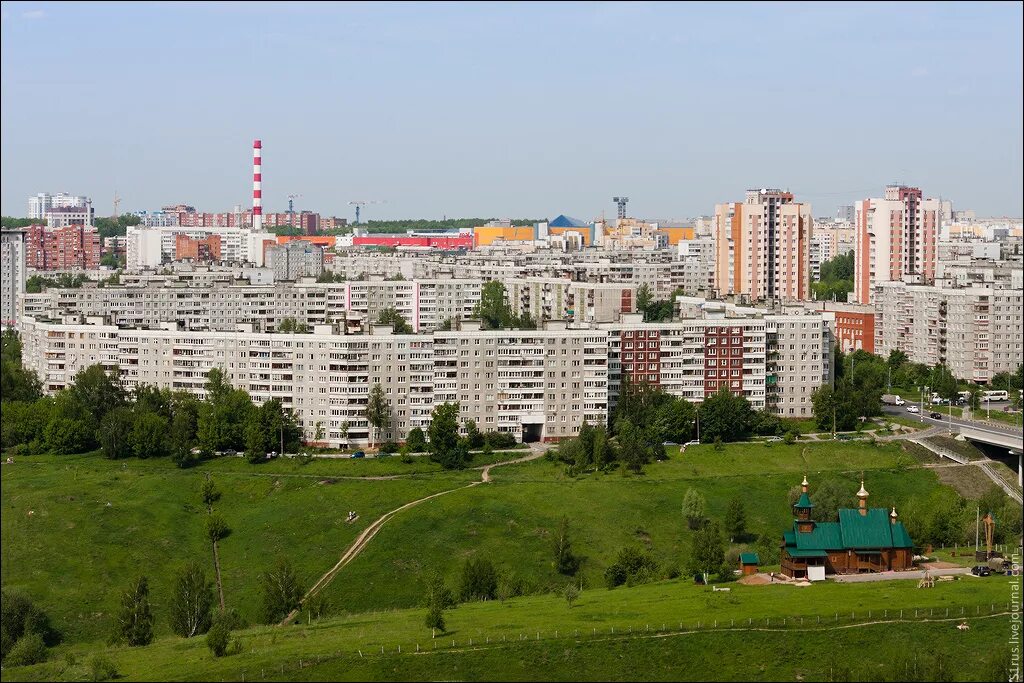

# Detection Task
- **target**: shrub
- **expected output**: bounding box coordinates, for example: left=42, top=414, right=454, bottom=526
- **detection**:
left=783, top=431, right=797, bottom=444
left=205, top=514, right=229, bottom=543
left=604, top=546, right=658, bottom=589
left=484, top=431, right=517, bottom=449
left=405, top=427, right=426, bottom=453
left=459, top=558, right=498, bottom=602
left=206, top=617, right=230, bottom=657
left=4, top=632, right=47, bottom=666
left=378, top=441, right=400, bottom=455
left=88, top=653, right=119, bottom=681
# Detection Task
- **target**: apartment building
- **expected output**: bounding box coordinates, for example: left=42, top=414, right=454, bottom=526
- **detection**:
left=1, top=230, right=27, bottom=328
left=800, top=301, right=874, bottom=354
left=673, top=238, right=716, bottom=295
left=28, top=193, right=89, bottom=220
left=505, top=278, right=635, bottom=325
left=713, top=189, right=813, bottom=302
left=266, top=240, right=324, bottom=281
left=873, top=282, right=1023, bottom=383
left=20, top=316, right=609, bottom=445
left=126, top=225, right=276, bottom=269
left=853, top=185, right=941, bottom=304
left=432, top=322, right=608, bottom=442
left=22, top=277, right=482, bottom=335
left=45, top=205, right=95, bottom=229
left=23, top=224, right=101, bottom=270
left=607, top=304, right=831, bottom=418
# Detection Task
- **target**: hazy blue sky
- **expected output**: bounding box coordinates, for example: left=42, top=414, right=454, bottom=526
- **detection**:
left=2, top=1, right=1022, bottom=220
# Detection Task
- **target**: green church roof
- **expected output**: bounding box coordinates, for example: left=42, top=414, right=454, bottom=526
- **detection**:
left=739, top=552, right=760, bottom=565
left=794, top=492, right=814, bottom=509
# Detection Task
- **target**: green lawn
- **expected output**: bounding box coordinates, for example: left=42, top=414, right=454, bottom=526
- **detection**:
left=2, top=575, right=1016, bottom=682
left=1, top=454, right=477, bottom=644
left=779, top=417, right=819, bottom=434
left=1, top=439, right=1014, bottom=664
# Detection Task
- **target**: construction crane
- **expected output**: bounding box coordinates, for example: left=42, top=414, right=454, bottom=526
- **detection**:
left=348, top=200, right=386, bottom=225
left=612, top=196, right=629, bottom=220
left=287, top=194, right=302, bottom=226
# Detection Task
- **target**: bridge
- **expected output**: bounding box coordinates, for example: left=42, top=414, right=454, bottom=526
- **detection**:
left=958, top=424, right=1024, bottom=451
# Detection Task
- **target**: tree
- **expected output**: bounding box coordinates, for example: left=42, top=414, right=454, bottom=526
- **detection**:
left=259, top=559, right=304, bottom=624
left=99, top=406, right=136, bottom=460
left=1, top=331, right=41, bottom=403
left=1, top=591, right=56, bottom=663
left=654, top=398, right=695, bottom=443
left=423, top=572, right=452, bottom=634
left=200, top=478, right=221, bottom=509
left=168, top=562, right=214, bottom=638
left=751, top=409, right=783, bottom=436
left=43, top=416, right=94, bottom=455
left=615, top=419, right=652, bottom=473
left=635, top=284, right=654, bottom=315
left=463, top=419, right=485, bottom=449
left=724, top=497, right=747, bottom=541
left=375, top=307, right=413, bottom=334
left=365, top=383, right=392, bottom=448
left=206, top=514, right=229, bottom=543
left=563, top=582, right=580, bottom=608
left=4, top=632, right=47, bottom=666
left=245, top=398, right=300, bottom=461
left=428, top=402, right=467, bottom=469
left=929, top=364, right=958, bottom=403
left=205, top=616, right=231, bottom=657
left=131, top=411, right=168, bottom=458
left=552, top=517, right=580, bottom=576
left=459, top=558, right=498, bottom=602
left=682, top=488, right=706, bottom=530
left=69, top=364, right=124, bottom=423
left=687, top=521, right=725, bottom=583
left=169, top=393, right=200, bottom=466
left=474, top=281, right=513, bottom=330
left=406, top=427, right=426, bottom=453
left=604, top=546, right=658, bottom=589
left=887, top=349, right=908, bottom=370
left=697, top=387, right=755, bottom=443
left=114, top=576, right=154, bottom=646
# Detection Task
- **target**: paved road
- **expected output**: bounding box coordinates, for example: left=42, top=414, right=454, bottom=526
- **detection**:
left=881, top=405, right=1023, bottom=439
left=831, top=567, right=972, bottom=583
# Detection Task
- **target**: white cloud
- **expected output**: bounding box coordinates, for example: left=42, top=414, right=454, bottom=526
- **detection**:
left=21, top=9, right=46, bottom=20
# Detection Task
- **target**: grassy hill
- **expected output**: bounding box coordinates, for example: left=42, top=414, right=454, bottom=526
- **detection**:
left=3, top=440, right=943, bottom=645
left=2, top=573, right=1015, bottom=681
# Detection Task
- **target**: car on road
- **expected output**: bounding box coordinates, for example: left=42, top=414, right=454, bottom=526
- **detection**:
left=351, top=450, right=366, bottom=459
left=971, top=565, right=991, bottom=577
left=906, top=405, right=920, bottom=413
left=682, top=440, right=701, bottom=448
left=929, top=412, right=943, bottom=419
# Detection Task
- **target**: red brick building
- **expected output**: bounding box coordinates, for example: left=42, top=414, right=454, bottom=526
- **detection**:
left=24, top=224, right=101, bottom=270
left=175, top=234, right=222, bottom=262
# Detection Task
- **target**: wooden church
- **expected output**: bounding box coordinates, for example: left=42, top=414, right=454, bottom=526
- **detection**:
left=780, top=476, right=915, bottom=578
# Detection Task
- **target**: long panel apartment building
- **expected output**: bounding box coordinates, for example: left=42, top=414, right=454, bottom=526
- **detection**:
left=873, top=281, right=1023, bottom=383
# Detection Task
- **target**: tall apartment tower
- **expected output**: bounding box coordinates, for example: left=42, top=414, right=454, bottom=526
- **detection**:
left=853, top=185, right=940, bottom=304
left=713, top=189, right=812, bottom=302
left=1, top=230, right=27, bottom=328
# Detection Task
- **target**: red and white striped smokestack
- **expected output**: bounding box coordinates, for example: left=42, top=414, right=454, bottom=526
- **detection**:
left=252, top=139, right=262, bottom=231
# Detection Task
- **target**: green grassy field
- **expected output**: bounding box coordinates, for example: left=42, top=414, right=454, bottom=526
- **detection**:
left=1, top=454, right=477, bottom=644
left=2, top=575, right=1017, bottom=682
left=3, top=438, right=1019, bottom=681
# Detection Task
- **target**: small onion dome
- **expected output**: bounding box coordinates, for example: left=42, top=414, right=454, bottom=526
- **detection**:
left=891, top=507, right=898, bottom=519
left=857, top=480, right=869, bottom=499
left=802, top=475, right=809, bottom=487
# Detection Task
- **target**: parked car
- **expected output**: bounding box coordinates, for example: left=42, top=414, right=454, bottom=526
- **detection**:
left=906, top=405, right=920, bottom=413
left=682, top=440, right=701, bottom=448
left=929, top=412, right=943, bottom=420
left=766, top=436, right=784, bottom=443
left=971, top=565, right=991, bottom=577
left=351, top=450, right=366, bottom=459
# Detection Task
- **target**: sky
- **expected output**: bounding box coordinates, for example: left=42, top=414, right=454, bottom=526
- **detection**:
left=1, top=1, right=1022, bottom=221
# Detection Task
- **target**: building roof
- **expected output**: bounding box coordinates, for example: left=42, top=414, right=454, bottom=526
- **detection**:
left=794, top=492, right=814, bottom=509
left=785, top=509, right=915, bottom=558
left=739, top=552, right=760, bottom=565
left=549, top=215, right=588, bottom=228
left=838, top=509, right=914, bottom=549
